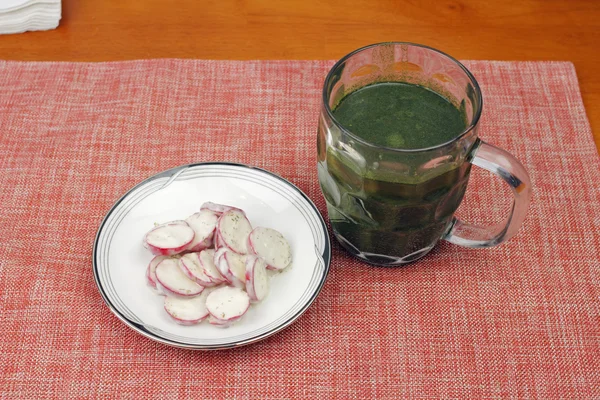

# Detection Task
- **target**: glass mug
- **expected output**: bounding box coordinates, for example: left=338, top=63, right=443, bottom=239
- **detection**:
left=317, top=42, right=532, bottom=265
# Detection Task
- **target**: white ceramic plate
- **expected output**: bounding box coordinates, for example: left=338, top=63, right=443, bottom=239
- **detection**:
left=93, top=163, right=331, bottom=350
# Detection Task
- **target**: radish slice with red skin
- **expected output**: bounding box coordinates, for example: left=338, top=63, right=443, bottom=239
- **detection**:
left=214, top=249, right=246, bottom=288
left=218, top=209, right=252, bottom=254
left=145, top=220, right=188, bottom=234
left=165, top=220, right=188, bottom=226
left=155, top=258, right=204, bottom=297
left=200, top=202, right=244, bottom=216
left=198, top=249, right=226, bottom=284
left=206, top=286, right=250, bottom=321
left=185, top=210, right=218, bottom=252
left=214, top=229, right=225, bottom=250
left=208, top=311, right=243, bottom=327
left=208, top=313, right=231, bottom=324
left=164, top=289, right=210, bottom=325
left=213, top=248, right=230, bottom=283
left=144, top=222, right=195, bottom=256
left=147, top=255, right=169, bottom=292
left=142, top=220, right=189, bottom=250
left=224, top=251, right=247, bottom=289
left=218, top=254, right=237, bottom=286
left=247, top=227, right=292, bottom=270
left=146, top=264, right=154, bottom=287
left=208, top=315, right=237, bottom=328
left=245, top=255, right=269, bottom=302
left=179, top=253, right=215, bottom=287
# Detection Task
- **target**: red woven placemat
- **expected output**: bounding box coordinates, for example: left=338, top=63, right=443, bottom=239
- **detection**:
left=0, top=59, right=598, bottom=399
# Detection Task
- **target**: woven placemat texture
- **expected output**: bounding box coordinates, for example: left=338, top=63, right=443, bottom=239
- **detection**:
left=0, top=59, right=598, bottom=399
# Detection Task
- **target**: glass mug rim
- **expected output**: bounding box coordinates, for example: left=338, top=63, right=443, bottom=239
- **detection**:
left=322, top=41, right=483, bottom=153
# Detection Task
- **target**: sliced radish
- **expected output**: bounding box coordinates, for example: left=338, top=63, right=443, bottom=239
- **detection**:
left=213, top=248, right=230, bottom=282
left=247, top=227, right=292, bottom=270
left=155, top=258, right=204, bottom=297
left=214, top=249, right=246, bottom=288
left=164, top=290, right=210, bottom=325
left=185, top=210, right=219, bottom=252
left=143, top=200, right=294, bottom=329
left=208, top=315, right=236, bottom=328
left=218, top=209, right=252, bottom=254
left=144, top=221, right=195, bottom=256
left=198, top=249, right=226, bottom=284
left=245, top=255, right=269, bottom=302
left=179, top=253, right=215, bottom=287
left=224, top=250, right=247, bottom=288
left=146, top=255, right=169, bottom=293
left=149, top=220, right=188, bottom=228
left=206, top=286, right=250, bottom=321
left=214, top=229, right=225, bottom=250
left=200, top=202, right=243, bottom=216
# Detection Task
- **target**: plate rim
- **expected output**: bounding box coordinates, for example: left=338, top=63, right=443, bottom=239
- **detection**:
left=92, top=162, right=331, bottom=350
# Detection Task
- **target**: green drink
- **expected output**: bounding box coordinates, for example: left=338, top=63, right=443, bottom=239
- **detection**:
left=318, top=43, right=532, bottom=265
left=332, top=82, right=467, bottom=150
left=321, top=82, right=470, bottom=262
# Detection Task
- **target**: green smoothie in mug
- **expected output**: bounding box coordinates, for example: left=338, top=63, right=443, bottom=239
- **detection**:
left=333, top=82, right=467, bottom=149
left=317, top=43, right=532, bottom=265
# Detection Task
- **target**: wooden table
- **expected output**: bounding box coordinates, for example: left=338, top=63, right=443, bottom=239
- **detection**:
left=1, top=0, right=598, bottom=150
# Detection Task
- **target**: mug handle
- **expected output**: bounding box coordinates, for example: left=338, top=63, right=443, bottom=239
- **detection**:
left=443, top=139, right=532, bottom=248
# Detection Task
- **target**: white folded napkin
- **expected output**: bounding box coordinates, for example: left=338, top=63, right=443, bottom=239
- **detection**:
left=0, top=0, right=61, bottom=34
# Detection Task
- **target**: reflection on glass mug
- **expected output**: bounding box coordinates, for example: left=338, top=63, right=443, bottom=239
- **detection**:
left=317, top=42, right=532, bottom=266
